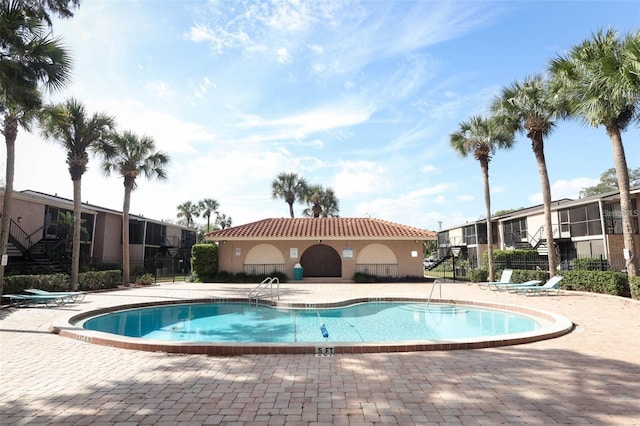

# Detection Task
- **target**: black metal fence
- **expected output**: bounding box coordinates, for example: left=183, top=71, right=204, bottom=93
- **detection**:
left=438, top=253, right=628, bottom=275
left=243, top=264, right=286, bottom=275
left=355, top=263, right=399, bottom=277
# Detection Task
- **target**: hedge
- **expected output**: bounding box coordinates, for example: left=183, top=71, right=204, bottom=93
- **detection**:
left=3, top=270, right=121, bottom=294
left=191, top=243, right=218, bottom=282
left=557, top=270, right=630, bottom=297
left=629, top=276, right=640, bottom=300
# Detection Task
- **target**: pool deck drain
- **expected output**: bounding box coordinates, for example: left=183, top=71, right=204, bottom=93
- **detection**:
left=2, top=281, right=640, bottom=425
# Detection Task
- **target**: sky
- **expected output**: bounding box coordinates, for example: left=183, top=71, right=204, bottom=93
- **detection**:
left=2, top=0, right=639, bottom=232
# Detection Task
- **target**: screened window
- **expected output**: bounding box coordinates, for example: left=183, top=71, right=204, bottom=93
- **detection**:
left=145, top=222, right=166, bottom=246
left=463, top=225, right=476, bottom=245
left=568, top=203, right=602, bottom=237
left=128, top=220, right=144, bottom=244
left=503, top=218, right=526, bottom=246
left=603, top=200, right=639, bottom=234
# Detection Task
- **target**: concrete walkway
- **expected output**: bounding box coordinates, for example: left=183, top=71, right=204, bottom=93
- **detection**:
left=1, top=281, right=639, bottom=425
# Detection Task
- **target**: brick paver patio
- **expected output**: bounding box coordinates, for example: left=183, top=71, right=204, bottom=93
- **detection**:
left=1, top=281, right=639, bottom=425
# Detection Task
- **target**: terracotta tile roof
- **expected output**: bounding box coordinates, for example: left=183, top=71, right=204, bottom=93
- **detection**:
left=205, top=218, right=436, bottom=241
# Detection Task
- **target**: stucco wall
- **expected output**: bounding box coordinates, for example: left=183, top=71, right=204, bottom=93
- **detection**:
left=2, top=197, right=47, bottom=243
left=217, top=239, right=424, bottom=280
left=93, top=213, right=123, bottom=262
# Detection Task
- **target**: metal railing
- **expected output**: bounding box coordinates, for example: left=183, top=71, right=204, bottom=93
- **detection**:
left=243, top=264, right=286, bottom=275
left=248, top=276, right=280, bottom=305
left=8, top=219, right=34, bottom=253
left=355, top=263, right=399, bottom=277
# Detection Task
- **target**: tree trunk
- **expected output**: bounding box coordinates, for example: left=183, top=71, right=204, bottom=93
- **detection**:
left=481, top=160, right=494, bottom=282
left=288, top=201, right=295, bottom=218
left=607, top=125, right=637, bottom=277
left=122, top=184, right=132, bottom=286
left=531, top=136, right=557, bottom=277
left=0, top=115, right=19, bottom=299
left=71, top=178, right=82, bottom=290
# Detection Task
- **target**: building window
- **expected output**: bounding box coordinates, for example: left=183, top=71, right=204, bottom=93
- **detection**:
left=603, top=200, right=639, bottom=234
left=129, top=220, right=144, bottom=244
left=463, top=225, right=476, bottom=245
left=567, top=203, right=602, bottom=237
left=503, top=218, right=526, bottom=246
left=145, top=222, right=166, bottom=246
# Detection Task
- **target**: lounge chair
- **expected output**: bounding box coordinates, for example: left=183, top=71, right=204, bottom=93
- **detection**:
left=514, top=275, right=564, bottom=296
left=24, top=288, right=87, bottom=303
left=2, top=293, right=67, bottom=307
left=478, top=269, right=513, bottom=290
left=491, top=279, right=542, bottom=292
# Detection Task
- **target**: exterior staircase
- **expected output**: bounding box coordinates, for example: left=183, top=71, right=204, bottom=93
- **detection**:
left=6, top=219, right=69, bottom=274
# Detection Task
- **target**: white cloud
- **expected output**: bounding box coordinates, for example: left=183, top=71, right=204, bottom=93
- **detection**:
left=420, top=164, right=439, bottom=174
left=145, top=80, right=173, bottom=99
left=456, top=194, right=475, bottom=202
left=91, top=98, right=216, bottom=154
left=190, top=77, right=214, bottom=98
left=277, top=47, right=292, bottom=64
left=332, top=161, right=390, bottom=198
left=528, top=177, right=600, bottom=204
left=238, top=103, right=375, bottom=141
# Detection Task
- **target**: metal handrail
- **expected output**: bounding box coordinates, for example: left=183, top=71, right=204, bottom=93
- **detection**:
left=248, top=276, right=280, bottom=305
left=9, top=219, right=34, bottom=253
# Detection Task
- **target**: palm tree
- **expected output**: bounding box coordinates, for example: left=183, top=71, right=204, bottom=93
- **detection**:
left=549, top=28, right=640, bottom=277
left=0, top=0, right=71, bottom=297
left=215, top=213, right=232, bottom=230
left=303, top=184, right=324, bottom=218
left=102, top=131, right=170, bottom=286
left=39, top=98, right=115, bottom=290
left=491, top=75, right=564, bottom=276
left=450, top=116, right=515, bottom=282
left=176, top=201, right=200, bottom=228
left=271, top=172, right=308, bottom=218
left=303, top=185, right=340, bottom=218
left=198, top=198, right=219, bottom=231
left=318, top=187, right=340, bottom=218
left=53, top=210, right=88, bottom=254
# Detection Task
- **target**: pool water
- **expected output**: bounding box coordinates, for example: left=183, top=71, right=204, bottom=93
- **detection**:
left=82, top=302, right=540, bottom=343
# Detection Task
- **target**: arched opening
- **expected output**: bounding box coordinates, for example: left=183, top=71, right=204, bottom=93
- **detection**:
left=244, top=244, right=286, bottom=275
left=300, top=244, right=341, bottom=277
left=356, top=243, right=399, bottom=277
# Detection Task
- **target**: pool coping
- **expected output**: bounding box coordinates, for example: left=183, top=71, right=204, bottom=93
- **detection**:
left=50, top=297, right=574, bottom=355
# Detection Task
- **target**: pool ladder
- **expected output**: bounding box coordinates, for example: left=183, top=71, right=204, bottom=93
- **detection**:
left=248, top=276, right=280, bottom=305
left=425, top=280, right=442, bottom=311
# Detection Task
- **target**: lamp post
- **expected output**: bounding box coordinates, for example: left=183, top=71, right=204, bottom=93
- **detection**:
left=451, top=247, right=462, bottom=282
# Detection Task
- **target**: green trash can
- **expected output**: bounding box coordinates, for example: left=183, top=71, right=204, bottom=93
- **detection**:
left=293, top=263, right=303, bottom=281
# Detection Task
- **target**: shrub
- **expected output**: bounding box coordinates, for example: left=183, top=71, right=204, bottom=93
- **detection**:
left=469, top=269, right=488, bottom=282
left=511, top=269, right=549, bottom=284
left=3, top=270, right=121, bottom=294
left=629, top=276, right=640, bottom=300
left=572, top=257, right=609, bottom=271
left=191, top=243, right=218, bottom=282
left=558, top=270, right=630, bottom=297
left=78, top=270, right=121, bottom=290
left=134, top=273, right=155, bottom=286
left=209, top=271, right=287, bottom=283
left=353, top=272, right=379, bottom=283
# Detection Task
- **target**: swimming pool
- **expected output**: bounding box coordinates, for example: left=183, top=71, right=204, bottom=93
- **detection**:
left=56, top=297, right=573, bottom=354
left=81, top=302, right=540, bottom=343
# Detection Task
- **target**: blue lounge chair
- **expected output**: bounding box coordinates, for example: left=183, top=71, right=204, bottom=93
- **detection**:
left=514, top=275, right=564, bottom=296
left=24, top=288, right=87, bottom=303
left=2, top=293, right=67, bottom=307
left=493, top=279, right=542, bottom=292
left=478, top=269, right=513, bottom=290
